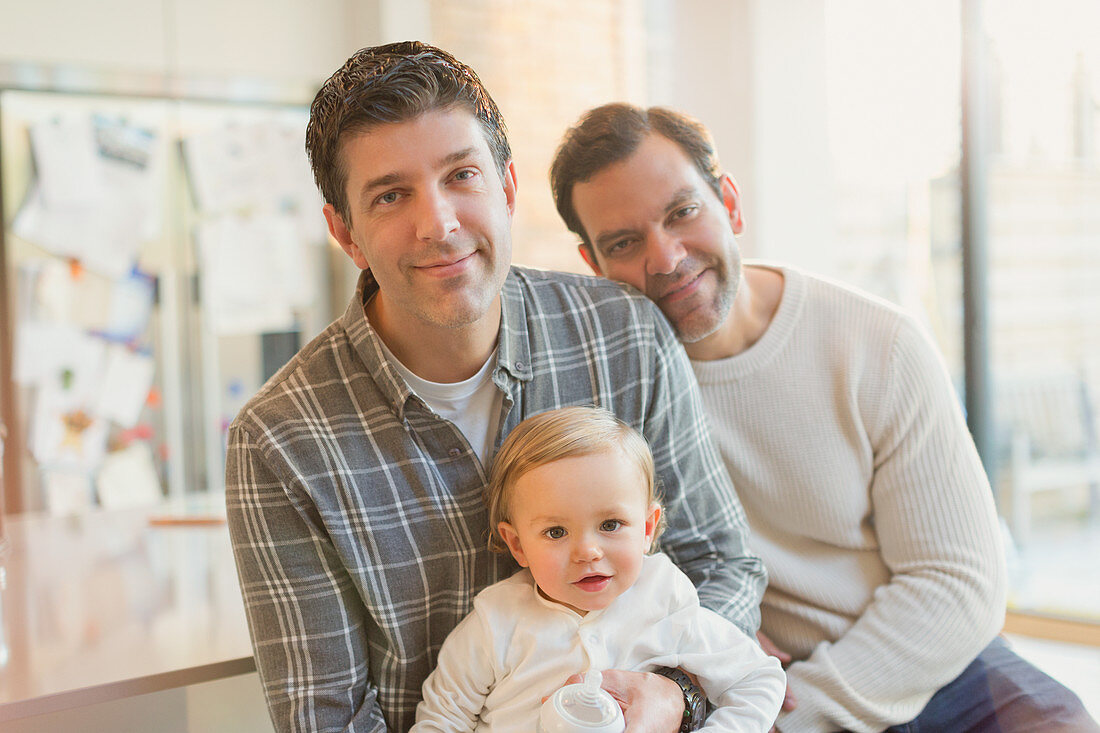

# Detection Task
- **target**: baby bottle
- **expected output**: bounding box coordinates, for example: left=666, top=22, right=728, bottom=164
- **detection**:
left=538, top=669, right=626, bottom=733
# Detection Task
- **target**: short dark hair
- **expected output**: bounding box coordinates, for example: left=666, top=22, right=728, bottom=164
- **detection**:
left=305, top=41, right=511, bottom=224
left=550, top=103, right=722, bottom=249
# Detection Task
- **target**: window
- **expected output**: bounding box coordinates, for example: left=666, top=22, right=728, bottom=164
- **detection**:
left=823, top=0, right=1100, bottom=623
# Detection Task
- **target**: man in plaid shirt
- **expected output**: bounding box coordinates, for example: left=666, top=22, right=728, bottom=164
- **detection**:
left=226, top=41, right=765, bottom=733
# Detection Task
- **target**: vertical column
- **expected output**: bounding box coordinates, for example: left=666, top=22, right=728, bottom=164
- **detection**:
left=960, top=0, right=995, bottom=488
left=0, top=95, right=24, bottom=515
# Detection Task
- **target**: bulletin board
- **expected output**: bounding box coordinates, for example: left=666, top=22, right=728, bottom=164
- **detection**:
left=0, top=66, right=338, bottom=516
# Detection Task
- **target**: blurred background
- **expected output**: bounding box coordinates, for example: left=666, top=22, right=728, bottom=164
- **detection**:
left=0, top=0, right=1097, bottom=730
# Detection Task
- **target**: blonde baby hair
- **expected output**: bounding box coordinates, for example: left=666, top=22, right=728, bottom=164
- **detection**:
left=486, top=405, right=662, bottom=554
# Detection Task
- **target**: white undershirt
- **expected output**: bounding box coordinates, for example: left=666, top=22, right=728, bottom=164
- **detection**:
left=376, top=336, right=503, bottom=468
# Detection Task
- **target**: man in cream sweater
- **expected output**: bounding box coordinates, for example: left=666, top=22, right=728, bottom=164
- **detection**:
left=550, top=103, right=1098, bottom=732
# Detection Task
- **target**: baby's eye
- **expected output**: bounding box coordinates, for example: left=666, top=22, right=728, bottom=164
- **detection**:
left=600, top=519, right=623, bottom=532
left=545, top=527, right=566, bottom=540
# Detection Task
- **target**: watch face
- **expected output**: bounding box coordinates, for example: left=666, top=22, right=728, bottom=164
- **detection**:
left=688, top=691, right=707, bottom=726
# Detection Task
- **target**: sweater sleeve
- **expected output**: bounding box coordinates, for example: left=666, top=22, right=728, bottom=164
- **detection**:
left=777, top=317, right=1007, bottom=733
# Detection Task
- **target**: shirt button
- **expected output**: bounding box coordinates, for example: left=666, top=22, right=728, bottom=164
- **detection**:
left=514, top=361, right=525, bottom=371
left=585, top=633, right=598, bottom=645
left=448, top=448, right=462, bottom=457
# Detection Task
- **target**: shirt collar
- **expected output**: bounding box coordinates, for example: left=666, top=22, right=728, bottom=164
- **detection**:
left=497, top=269, right=533, bottom=384
left=340, top=268, right=533, bottom=420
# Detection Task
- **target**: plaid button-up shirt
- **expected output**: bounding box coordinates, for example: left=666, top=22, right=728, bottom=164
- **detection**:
left=226, top=267, right=765, bottom=732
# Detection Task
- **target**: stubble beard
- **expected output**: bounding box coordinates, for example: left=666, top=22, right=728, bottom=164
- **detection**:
left=659, top=255, right=741, bottom=345
left=409, top=235, right=511, bottom=330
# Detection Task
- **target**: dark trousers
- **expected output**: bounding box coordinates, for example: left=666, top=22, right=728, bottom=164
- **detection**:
left=884, top=636, right=1098, bottom=732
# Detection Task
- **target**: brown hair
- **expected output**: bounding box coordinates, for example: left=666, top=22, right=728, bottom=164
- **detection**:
left=486, top=406, right=661, bottom=554
left=550, top=103, right=722, bottom=252
left=305, top=40, right=511, bottom=224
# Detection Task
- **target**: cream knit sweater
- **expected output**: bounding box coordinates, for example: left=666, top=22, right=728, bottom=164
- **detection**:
left=691, top=264, right=1006, bottom=733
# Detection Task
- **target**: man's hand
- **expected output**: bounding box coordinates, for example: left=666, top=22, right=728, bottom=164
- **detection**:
left=561, top=669, right=684, bottom=732
left=756, top=630, right=797, bottom=720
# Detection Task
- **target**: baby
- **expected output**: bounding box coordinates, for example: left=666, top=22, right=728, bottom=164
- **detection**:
left=412, top=406, right=784, bottom=731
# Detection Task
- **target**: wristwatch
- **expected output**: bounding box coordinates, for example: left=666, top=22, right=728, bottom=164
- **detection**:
left=654, top=666, right=707, bottom=732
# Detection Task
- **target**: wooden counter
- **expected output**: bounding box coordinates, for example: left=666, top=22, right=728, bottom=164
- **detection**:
left=0, top=499, right=256, bottom=722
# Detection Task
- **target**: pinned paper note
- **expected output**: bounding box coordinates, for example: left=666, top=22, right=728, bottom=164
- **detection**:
left=181, top=118, right=316, bottom=218
left=104, top=269, right=156, bottom=342
left=30, top=388, right=109, bottom=468
left=92, top=346, right=155, bottom=428
left=96, top=442, right=162, bottom=509
left=15, top=321, right=106, bottom=394
left=27, top=116, right=101, bottom=209
left=182, top=122, right=273, bottom=214
left=42, top=467, right=95, bottom=515
left=92, top=345, right=156, bottom=428
left=12, top=115, right=162, bottom=279
left=33, top=258, right=77, bottom=322
left=21, top=260, right=155, bottom=339
left=197, top=213, right=314, bottom=334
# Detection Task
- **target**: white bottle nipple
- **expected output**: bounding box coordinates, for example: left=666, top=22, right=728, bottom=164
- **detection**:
left=539, top=670, right=626, bottom=733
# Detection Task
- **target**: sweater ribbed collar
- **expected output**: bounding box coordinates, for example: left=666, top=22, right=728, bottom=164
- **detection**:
left=690, top=262, right=806, bottom=381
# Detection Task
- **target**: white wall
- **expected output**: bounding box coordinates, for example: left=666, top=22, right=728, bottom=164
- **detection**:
left=657, top=0, right=835, bottom=267
left=0, top=0, right=383, bottom=88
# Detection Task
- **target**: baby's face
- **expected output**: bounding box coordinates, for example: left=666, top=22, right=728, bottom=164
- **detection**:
left=497, top=447, right=660, bottom=616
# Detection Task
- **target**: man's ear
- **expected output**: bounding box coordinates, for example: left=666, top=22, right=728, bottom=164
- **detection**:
left=323, top=204, right=370, bottom=270
left=578, top=243, right=603, bottom=276
left=643, top=503, right=662, bottom=553
left=502, top=160, right=518, bottom=217
left=497, top=521, right=529, bottom=567
left=719, top=174, right=745, bottom=236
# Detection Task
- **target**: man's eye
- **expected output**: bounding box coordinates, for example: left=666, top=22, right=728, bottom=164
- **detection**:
left=606, top=239, right=635, bottom=256
left=600, top=520, right=622, bottom=532
left=376, top=191, right=400, bottom=205
left=670, top=205, right=697, bottom=221
left=545, top=527, right=566, bottom=539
